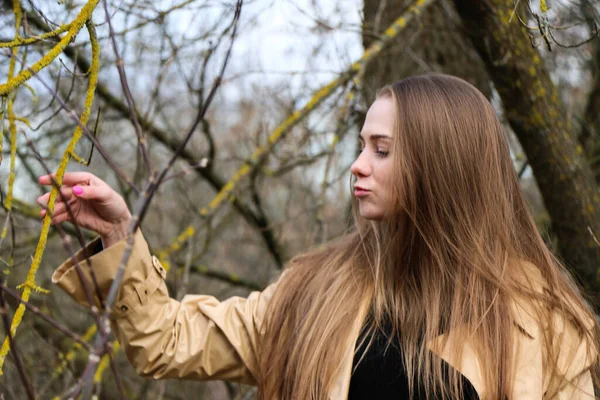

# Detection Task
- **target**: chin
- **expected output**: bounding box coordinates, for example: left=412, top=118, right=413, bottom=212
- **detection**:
left=358, top=207, right=384, bottom=221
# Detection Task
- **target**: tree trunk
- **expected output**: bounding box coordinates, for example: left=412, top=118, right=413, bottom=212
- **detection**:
left=579, top=0, right=600, bottom=180
left=452, top=0, right=600, bottom=293
left=361, top=0, right=491, bottom=103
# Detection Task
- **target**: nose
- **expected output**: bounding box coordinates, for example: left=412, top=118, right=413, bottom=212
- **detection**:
left=351, top=151, right=371, bottom=178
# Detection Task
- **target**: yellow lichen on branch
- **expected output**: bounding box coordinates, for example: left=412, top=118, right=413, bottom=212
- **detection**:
left=51, top=325, right=97, bottom=379
left=0, top=0, right=100, bottom=96
left=156, top=0, right=435, bottom=261
left=3, top=0, right=22, bottom=219
left=10, top=0, right=22, bottom=37
left=0, top=15, right=101, bottom=375
left=4, top=58, right=18, bottom=219
left=0, top=22, right=73, bottom=49
left=2, top=97, right=17, bottom=240
left=69, top=150, right=88, bottom=165
left=3, top=115, right=32, bottom=128
left=93, top=341, right=120, bottom=384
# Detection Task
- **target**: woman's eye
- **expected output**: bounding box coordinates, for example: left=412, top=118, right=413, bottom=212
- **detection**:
left=376, top=149, right=389, bottom=157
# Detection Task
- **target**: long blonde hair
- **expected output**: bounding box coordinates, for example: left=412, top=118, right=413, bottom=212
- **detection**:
left=257, top=74, right=600, bottom=399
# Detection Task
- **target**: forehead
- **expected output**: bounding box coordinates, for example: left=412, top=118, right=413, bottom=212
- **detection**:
left=361, top=96, right=396, bottom=138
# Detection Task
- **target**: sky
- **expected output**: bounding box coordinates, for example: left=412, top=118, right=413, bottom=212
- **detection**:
left=3, top=0, right=594, bottom=201
left=1, top=0, right=369, bottom=200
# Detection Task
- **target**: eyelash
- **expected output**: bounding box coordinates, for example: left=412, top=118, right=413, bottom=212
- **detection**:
left=359, top=146, right=389, bottom=157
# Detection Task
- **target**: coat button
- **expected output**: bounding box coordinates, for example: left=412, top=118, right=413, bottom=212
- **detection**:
left=120, top=305, right=128, bottom=312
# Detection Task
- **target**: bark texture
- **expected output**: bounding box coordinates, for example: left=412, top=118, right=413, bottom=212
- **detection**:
left=361, top=0, right=491, bottom=103
left=452, top=0, right=600, bottom=293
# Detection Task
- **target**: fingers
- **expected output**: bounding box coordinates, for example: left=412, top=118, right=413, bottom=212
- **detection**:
left=38, top=172, right=95, bottom=187
left=42, top=199, right=72, bottom=216
left=69, top=183, right=113, bottom=202
left=37, top=187, right=74, bottom=208
left=37, top=187, right=76, bottom=223
left=39, top=197, right=79, bottom=224
left=38, top=172, right=115, bottom=203
left=37, top=178, right=113, bottom=208
left=41, top=209, right=71, bottom=225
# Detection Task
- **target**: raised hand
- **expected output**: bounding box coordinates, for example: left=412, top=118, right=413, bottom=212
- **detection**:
left=37, top=172, right=132, bottom=248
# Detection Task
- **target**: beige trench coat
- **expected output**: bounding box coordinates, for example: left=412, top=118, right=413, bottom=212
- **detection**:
left=52, top=229, right=597, bottom=399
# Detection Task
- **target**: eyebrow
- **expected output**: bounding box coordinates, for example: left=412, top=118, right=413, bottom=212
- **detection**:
left=359, top=133, right=392, bottom=141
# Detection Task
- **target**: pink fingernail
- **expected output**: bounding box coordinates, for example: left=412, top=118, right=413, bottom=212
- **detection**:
left=73, top=185, right=83, bottom=195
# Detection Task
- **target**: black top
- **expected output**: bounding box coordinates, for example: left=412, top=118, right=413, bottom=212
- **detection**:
left=349, top=318, right=480, bottom=399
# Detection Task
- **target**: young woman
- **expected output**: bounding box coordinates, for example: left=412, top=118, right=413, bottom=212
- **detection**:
left=41, top=74, right=599, bottom=399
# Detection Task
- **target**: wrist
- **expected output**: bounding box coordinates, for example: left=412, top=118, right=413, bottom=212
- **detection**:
left=101, top=218, right=130, bottom=249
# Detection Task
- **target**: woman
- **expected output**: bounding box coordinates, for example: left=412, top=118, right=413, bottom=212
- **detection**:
left=41, top=74, right=599, bottom=399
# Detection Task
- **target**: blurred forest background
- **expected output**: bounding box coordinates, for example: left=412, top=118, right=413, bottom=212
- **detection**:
left=0, top=0, right=599, bottom=398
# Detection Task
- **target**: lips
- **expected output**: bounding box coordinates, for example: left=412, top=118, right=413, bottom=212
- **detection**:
left=354, top=186, right=370, bottom=197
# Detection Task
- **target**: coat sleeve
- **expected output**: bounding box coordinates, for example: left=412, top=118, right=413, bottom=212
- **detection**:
left=51, top=229, right=277, bottom=384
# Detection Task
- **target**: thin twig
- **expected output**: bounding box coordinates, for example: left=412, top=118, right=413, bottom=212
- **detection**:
left=23, top=132, right=106, bottom=309
left=102, top=0, right=153, bottom=175
left=176, top=237, right=194, bottom=300
left=0, top=283, right=91, bottom=351
left=80, top=2, right=244, bottom=397
left=0, top=283, right=35, bottom=400
left=3, top=51, right=140, bottom=195
left=22, top=132, right=125, bottom=399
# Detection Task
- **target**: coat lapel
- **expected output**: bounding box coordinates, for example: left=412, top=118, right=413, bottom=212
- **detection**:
left=426, top=316, right=543, bottom=399
left=328, top=296, right=370, bottom=399
left=329, top=296, right=544, bottom=399
left=426, top=327, right=486, bottom=397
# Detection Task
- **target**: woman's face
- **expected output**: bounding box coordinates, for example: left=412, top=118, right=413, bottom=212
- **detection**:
left=351, top=96, right=395, bottom=221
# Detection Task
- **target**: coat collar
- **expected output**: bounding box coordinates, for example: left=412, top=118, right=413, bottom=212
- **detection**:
left=328, top=261, right=595, bottom=399
left=328, top=291, right=543, bottom=399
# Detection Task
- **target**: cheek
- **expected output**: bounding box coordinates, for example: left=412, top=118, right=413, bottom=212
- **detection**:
left=377, top=161, right=395, bottom=189
left=377, top=162, right=397, bottom=213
